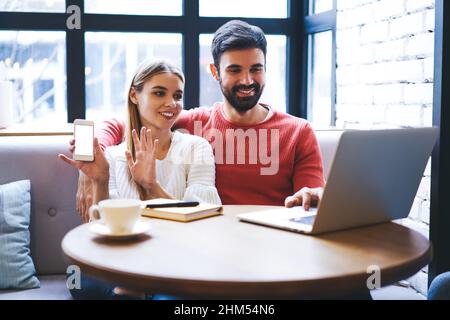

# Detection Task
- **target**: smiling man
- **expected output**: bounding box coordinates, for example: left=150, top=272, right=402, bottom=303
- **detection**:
left=77, top=20, right=325, bottom=221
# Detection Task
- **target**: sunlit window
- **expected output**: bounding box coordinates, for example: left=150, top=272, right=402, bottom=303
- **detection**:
left=199, top=0, right=287, bottom=18
left=309, top=0, right=334, bottom=15
left=0, top=0, right=65, bottom=12
left=1, top=0, right=297, bottom=126
left=84, top=0, right=182, bottom=16
left=0, top=31, right=66, bottom=124
left=308, top=30, right=333, bottom=127
left=85, top=32, right=182, bottom=121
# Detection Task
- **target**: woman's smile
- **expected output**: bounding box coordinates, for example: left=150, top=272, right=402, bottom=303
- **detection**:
left=158, top=111, right=176, bottom=120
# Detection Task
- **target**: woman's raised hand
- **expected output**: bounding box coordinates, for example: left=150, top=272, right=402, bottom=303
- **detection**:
left=125, top=127, right=159, bottom=190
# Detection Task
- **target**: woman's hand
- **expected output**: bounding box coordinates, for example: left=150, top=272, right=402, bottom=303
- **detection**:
left=58, top=137, right=110, bottom=183
left=76, top=171, right=93, bottom=223
left=125, top=127, right=159, bottom=190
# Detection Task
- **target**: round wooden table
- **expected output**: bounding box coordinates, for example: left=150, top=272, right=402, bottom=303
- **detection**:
left=62, top=205, right=432, bottom=299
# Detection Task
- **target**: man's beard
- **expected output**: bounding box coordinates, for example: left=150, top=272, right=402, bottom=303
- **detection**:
left=220, top=81, right=264, bottom=112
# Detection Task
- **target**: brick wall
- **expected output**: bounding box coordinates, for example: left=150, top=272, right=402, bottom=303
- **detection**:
left=335, top=0, right=435, bottom=296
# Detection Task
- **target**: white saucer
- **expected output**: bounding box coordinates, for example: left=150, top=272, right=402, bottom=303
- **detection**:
left=89, top=220, right=152, bottom=239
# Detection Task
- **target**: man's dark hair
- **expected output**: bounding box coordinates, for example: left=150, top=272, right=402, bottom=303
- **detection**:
left=211, top=20, right=267, bottom=72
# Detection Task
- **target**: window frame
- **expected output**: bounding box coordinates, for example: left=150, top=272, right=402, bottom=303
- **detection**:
left=429, top=0, right=450, bottom=285
left=0, top=0, right=306, bottom=122
left=304, top=0, right=337, bottom=126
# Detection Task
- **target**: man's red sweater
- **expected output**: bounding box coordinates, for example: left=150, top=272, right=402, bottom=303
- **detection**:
left=97, top=103, right=325, bottom=206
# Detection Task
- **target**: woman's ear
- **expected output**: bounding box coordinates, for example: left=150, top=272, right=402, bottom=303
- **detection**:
left=129, top=87, right=139, bottom=105
left=209, top=64, right=220, bottom=81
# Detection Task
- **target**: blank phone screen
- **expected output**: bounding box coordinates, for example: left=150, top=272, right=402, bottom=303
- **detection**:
left=75, top=125, right=94, bottom=156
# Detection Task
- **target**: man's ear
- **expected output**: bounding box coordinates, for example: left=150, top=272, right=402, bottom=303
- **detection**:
left=209, top=63, right=220, bottom=81
left=129, top=87, right=139, bottom=105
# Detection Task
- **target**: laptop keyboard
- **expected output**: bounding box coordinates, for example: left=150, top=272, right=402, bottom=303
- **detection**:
left=289, top=215, right=316, bottom=226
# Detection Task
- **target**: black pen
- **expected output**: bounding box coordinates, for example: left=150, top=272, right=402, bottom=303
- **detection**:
left=146, top=201, right=200, bottom=209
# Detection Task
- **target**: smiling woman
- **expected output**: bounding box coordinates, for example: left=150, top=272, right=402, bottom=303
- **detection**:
left=128, top=65, right=184, bottom=159
left=59, top=60, right=222, bottom=206
left=58, top=60, right=221, bottom=299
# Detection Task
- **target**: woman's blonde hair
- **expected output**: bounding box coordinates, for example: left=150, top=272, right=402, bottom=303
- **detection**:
left=126, top=60, right=184, bottom=199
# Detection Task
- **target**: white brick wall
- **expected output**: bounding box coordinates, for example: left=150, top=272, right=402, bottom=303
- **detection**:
left=424, top=57, right=434, bottom=80
left=336, top=0, right=436, bottom=297
left=407, top=0, right=435, bottom=12
left=361, top=21, right=390, bottom=43
left=406, top=33, right=435, bottom=56
left=404, top=83, right=434, bottom=104
left=373, top=0, right=405, bottom=21
left=389, top=12, right=424, bottom=39
left=425, top=9, right=435, bottom=31
left=374, top=38, right=405, bottom=61
left=372, top=84, right=403, bottom=104
left=423, top=106, right=433, bottom=126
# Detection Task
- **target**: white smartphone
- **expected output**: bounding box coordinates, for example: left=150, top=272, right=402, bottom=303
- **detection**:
left=73, top=119, right=94, bottom=162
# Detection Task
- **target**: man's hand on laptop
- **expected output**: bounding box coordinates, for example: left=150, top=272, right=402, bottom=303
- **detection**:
left=284, top=187, right=324, bottom=211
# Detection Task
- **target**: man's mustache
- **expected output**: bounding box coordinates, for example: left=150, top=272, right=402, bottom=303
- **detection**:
left=232, top=84, right=260, bottom=93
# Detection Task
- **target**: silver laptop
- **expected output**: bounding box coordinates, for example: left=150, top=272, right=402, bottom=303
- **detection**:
left=237, top=128, right=439, bottom=235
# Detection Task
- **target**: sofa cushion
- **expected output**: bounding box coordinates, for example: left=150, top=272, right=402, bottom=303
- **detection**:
left=0, top=136, right=81, bottom=275
left=0, top=180, right=40, bottom=289
left=0, top=275, right=72, bottom=300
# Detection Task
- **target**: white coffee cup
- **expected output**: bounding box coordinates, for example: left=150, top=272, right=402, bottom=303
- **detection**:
left=88, top=199, right=142, bottom=234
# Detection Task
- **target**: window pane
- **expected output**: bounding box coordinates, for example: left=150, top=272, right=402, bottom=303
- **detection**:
left=308, top=31, right=333, bottom=127
left=200, top=0, right=287, bottom=18
left=0, top=31, right=66, bottom=124
left=0, top=0, right=65, bottom=12
left=309, top=0, right=334, bottom=15
left=199, top=34, right=286, bottom=112
left=85, top=0, right=182, bottom=16
left=85, top=32, right=182, bottom=121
